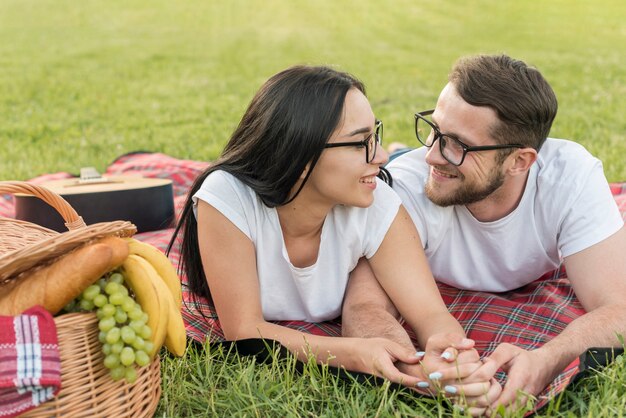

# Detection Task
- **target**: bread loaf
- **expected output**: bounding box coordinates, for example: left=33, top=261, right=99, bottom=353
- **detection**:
left=97, top=236, right=130, bottom=271
left=0, top=243, right=114, bottom=316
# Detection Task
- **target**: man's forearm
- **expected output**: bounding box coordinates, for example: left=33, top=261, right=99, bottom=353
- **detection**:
left=538, top=303, right=626, bottom=373
left=342, top=302, right=416, bottom=351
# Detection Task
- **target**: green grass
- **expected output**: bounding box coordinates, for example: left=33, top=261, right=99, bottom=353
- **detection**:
left=156, top=342, right=626, bottom=418
left=2, top=0, right=625, bottom=416
left=1, top=0, right=624, bottom=181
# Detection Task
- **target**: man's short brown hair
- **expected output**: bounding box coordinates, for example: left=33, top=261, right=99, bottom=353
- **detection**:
left=449, top=54, right=558, bottom=153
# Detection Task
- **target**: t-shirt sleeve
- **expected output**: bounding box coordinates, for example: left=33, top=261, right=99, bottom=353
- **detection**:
left=363, top=179, right=401, bottom=258
left=192, top=170, right=254, bottom=241
left=558, top=160, right=624, bottom=257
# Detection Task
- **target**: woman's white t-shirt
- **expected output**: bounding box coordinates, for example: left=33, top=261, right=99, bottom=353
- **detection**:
left=193, top=170, right=401, bottom=322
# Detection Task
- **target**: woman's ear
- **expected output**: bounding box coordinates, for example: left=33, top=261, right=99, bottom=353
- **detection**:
left=508, top=148, right=537, bottom=176
left=300, top=163, right=311, bottom=179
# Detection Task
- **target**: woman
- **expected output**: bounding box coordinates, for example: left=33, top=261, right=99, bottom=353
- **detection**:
left=170, top=65, right=491, bottom=396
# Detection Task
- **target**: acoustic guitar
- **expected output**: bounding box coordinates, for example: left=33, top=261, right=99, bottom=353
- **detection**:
left=15, top=168, right=175, bottom=233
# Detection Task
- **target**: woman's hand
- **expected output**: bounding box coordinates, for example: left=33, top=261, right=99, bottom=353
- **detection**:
left=347, top=337, right=427, bottom=387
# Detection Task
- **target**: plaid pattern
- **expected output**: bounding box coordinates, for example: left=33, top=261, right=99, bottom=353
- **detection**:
left=1, top=152, right=624, bottom=413
left=0, top=306, right=61, bottom=418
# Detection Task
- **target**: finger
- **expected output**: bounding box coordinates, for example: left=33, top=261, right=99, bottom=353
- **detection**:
left=444, top=381, right=491, bottom=399
left=461, top=378, right=502, bottom=409
left=490, top=376, right=528, bottom=410
left=440, top=347, right=459, bottom=362
left=375, top=359, right=423, bottom=388
left=462, top=357, right=502, bottom=383
left=428, top=361, right=482, bottom=382
left=482, top=343, right=519, bottom=371
left=452, top=337, right=475, bottom=351
left=427, top=333, right=474, bottom=353
left=456, top=348, right=480, bottom=364
left=387, top=342, right=423, bottom=365
left=466, top=406, right=488, bottom=417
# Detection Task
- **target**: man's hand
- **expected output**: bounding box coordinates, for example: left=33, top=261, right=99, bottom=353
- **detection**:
left=458, top=343, right=558, bottom=412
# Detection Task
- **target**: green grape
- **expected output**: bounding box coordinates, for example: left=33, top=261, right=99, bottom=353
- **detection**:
left=109, top=272, right=124, bottom=284
left=143, top=341, right=155, bottom=355
left=100, top=304, right=116, bottom=317
left=135, top=350, right=150, bottom=367
left=139, top=325, right=152, bottom=340
left=120, top=347, right=135, bottom=366
left=120, top=326, right=136, bottom=344
left=129, top=320, right=144, bottom=333
left=110, top=366, right=125, bottom=381
left=109, top=292, right=125, bottom=306
left=124, top=366, right=138, bottom=384
left=98, top=317, right=116, bottom=332
left=82, top=284, right=101, bottom=301
left=114, top=308, right=128, bottom=324
left=105, top=327, right=121, bottom=344
left=93, top=294, right=108, bottom=308
left=111, top=341, right=124, bottom=354
left=104, top=282, right=120, bottom=296
left=121, top=296, right=135, bottom=313
left=118, top=285, right=129, bottom=297
left=67, top=274, right=153, bottom=381
left=128, top=307, right=143, bottom=321
left=103, top=353, right=120, bottom=369
left=131, top=337, right=145, bottom=351
left=79, top=299, right=95, bottom=311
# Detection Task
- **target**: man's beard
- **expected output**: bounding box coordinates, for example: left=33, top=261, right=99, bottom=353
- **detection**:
left=425, top=165, right=505, bottom=207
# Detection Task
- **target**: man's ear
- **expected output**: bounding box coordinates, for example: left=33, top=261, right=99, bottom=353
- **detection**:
left=508, top=148, right=537, bottom=176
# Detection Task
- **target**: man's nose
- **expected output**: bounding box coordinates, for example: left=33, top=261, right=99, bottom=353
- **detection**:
left=424, top=140, right=448, bottom=166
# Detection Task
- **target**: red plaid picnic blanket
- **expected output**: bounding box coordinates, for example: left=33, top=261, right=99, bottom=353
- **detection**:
left=0, top=306, right=61, bottom=418
left=1, top=151, right=625, bottom=413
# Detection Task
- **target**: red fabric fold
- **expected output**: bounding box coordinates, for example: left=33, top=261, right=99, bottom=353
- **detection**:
left=0, top=306, right=61, bottom=418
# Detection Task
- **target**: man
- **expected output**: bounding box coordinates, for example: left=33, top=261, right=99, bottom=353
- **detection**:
left=342, top=54, right=626, bottom=412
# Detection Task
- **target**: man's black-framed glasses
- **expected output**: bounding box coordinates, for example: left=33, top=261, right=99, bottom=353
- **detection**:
left=324, top=120, right=383, bottom=163
left=414, top=110, right=524, bottom=166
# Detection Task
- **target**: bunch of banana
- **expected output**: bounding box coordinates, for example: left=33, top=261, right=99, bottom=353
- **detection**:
left=120, top=238, right=186, bottom=358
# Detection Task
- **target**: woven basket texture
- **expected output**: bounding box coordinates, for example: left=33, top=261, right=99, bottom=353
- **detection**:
left=20, top=314, right=162, bottom=418
left=0, top=182, right=160, bottom=417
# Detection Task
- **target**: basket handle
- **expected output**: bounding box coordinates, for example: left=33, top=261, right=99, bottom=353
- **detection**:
left=0, top=181, right=87, bottom=230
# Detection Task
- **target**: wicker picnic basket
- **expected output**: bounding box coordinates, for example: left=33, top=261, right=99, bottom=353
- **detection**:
left=0, top=181, right=161, bottom=418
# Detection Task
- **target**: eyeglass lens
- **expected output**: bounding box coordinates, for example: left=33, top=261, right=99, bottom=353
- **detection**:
left=372, top=122, right=383, bottom=162
left=416, top=116, right=464, bottom=165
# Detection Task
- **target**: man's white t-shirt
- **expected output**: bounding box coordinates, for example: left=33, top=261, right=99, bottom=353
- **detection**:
left=193, top=170, right=401, bottom=322
left=388, top=138, right=624, bottom=292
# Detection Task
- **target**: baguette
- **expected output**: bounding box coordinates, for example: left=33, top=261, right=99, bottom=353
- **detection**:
left=96, top=236, right=130, bottom=271
left=0, top=243, right=114, bottom=316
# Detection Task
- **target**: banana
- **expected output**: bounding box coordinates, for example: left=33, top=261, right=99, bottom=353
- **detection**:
left=125, top=238, right=182, bottom=309
left=126, top=254, right=186, bottom=357
left=121, top=254, right=169, bottom=358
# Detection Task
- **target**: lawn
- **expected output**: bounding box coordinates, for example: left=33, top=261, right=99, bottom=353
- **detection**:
left=1, top=0, right=625, bottom=416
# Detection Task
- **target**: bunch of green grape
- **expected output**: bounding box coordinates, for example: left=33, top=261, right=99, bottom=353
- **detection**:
left=66, top=271, right=153, bottom=384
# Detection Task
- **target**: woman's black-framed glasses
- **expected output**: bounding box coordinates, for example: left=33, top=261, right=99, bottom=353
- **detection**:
left=324, top=120, right=383, bottom=163
left=414, top=110, right=524, bottom=166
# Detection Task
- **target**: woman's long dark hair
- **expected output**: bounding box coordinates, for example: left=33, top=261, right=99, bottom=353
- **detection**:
left=168, top=65, right=387, bottom=303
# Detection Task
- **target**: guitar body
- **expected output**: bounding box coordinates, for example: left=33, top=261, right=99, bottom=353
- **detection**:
left=15, top=176, right=175, bottom=233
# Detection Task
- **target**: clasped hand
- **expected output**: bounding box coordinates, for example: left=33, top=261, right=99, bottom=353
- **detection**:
left=399, top=334, right=502, bottom=416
